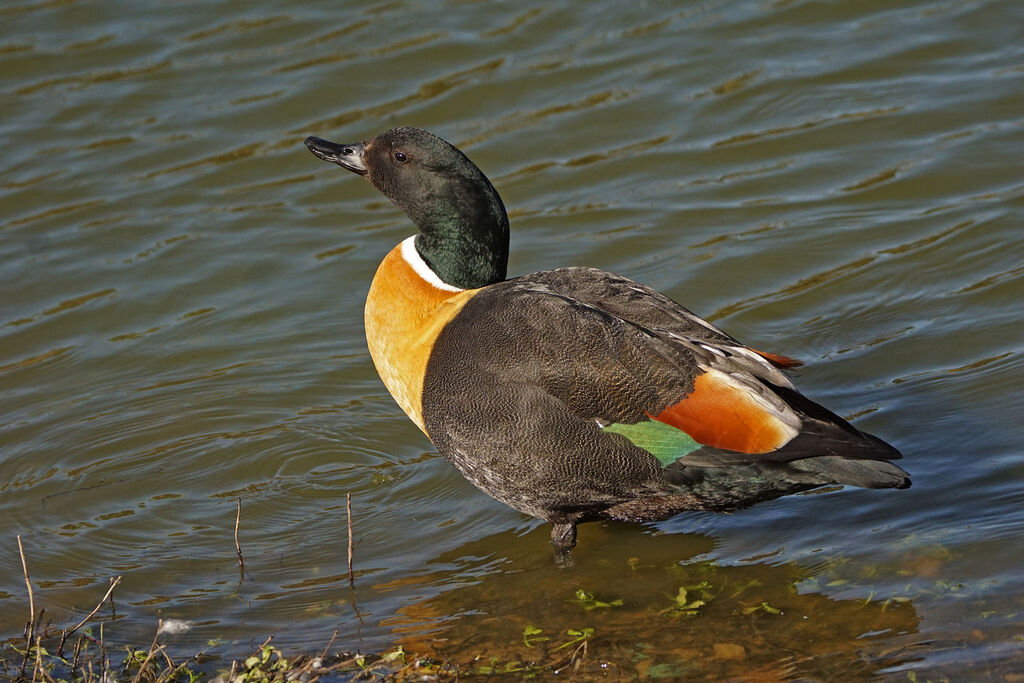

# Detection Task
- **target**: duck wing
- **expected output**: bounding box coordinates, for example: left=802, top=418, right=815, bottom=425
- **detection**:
left=420, top=267, right=908, bottom=522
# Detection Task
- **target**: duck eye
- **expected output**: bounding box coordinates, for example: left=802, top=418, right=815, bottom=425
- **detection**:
left=393, top=151, right=408, bottom=163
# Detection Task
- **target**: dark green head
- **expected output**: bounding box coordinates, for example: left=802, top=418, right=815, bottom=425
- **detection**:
left=305, top=127, right=509, bottom=289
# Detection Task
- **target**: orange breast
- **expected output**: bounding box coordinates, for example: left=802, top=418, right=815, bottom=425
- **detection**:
left=364, top=240, right=478, bottom=433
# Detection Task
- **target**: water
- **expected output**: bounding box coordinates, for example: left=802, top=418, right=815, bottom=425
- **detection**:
left=2, top=0, right=1022, bottom=677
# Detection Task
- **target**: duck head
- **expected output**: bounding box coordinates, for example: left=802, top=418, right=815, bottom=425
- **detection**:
left=306, top=127, right=510, bottom=290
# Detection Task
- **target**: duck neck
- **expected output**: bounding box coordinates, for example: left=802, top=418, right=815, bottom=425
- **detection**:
left=412, top=179, right=509, bottom=290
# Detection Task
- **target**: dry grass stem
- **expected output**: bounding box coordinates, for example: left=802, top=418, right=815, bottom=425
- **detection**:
left=129, top=619, right=163, bottom=683
left=18, top=535, right=37, bottom=681
left=301, top=628, right=339, bottom=678
left=346, top=492, right=354, bottom=587
left=108, top=576, right=117, bottom=617
left=234, top=498, right=244, bottom=571
left=289, top=629, right=339, bottom=680
left=17, top=535, right=35, bottom=631
left=34, top=635, right=46, bottom=683
left=319, top=629, right=338, bottom=661
left=72, top=635, right=84, bottom=671
left=62, top=576, right=122, bottom=643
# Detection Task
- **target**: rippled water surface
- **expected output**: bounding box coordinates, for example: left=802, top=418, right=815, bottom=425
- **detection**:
left=2, top=0, right=1023, bottom=678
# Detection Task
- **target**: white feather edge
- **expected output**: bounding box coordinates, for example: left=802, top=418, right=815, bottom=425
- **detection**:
left=400, top=235, right=464, bottom=292
left=698, top=365, right=802, bottom=436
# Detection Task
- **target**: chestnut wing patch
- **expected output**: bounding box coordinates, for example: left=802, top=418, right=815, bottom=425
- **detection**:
left=603, top=367, right=800, bottom=464
left=651, top=368, right=800, bottom=454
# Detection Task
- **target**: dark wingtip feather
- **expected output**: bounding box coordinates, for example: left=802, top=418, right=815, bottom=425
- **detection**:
left=863, top=431, right=904, bottom=460
left=792, top=455, right=910, bottom=490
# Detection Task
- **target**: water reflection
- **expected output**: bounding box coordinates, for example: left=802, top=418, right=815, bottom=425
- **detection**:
left=378, top=525, right=920, bottom=679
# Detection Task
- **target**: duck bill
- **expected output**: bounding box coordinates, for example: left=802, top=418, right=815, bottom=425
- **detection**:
left=304, top=136, right=367, bottom=175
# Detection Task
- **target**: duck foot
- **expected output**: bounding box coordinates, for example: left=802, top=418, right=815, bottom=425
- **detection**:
left=550, top=522, right=577, bottom=566
left=550, top=522, right=577, bottom=549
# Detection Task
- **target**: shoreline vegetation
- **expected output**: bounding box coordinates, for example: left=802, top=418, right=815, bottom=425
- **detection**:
left=0, top=531, right=921, bottom=682
left=3, top=572, right=597, bottom=682
left=4, top=623, right=462, bottom=682
left=4, top=508, right=604, bottom=681
left=7, top=518, right=1021, bottom=680
left=3, top=622, right=608, bottom=681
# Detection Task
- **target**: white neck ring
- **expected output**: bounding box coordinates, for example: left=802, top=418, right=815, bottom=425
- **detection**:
left=400, top=235, right=465, bottom=292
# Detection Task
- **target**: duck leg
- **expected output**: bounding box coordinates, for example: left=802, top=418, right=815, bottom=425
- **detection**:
left=550, top=522, right=577, bottom=567
left=550, top=522, right=577, bottom=550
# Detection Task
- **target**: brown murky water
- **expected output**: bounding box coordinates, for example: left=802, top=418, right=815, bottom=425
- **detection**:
left=2, top=0, right=1023, bottom=678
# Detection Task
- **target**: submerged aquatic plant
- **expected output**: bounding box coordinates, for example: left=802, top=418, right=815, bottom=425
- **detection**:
left=569, top=589, right=624, bottom=610
left=554, top=627, right=595, bottom=651
left=661, top=581, right=714, bottom=617
left=741, top=601, right=783, bottom=615
left=522, top=624, right=549, bottom=647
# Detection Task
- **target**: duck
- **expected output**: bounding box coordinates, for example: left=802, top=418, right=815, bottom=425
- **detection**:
left=304, top=126, right=909, bottom=552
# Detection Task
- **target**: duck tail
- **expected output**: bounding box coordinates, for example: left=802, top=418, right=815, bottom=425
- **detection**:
left=790, top=454, right=911, bottom=489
